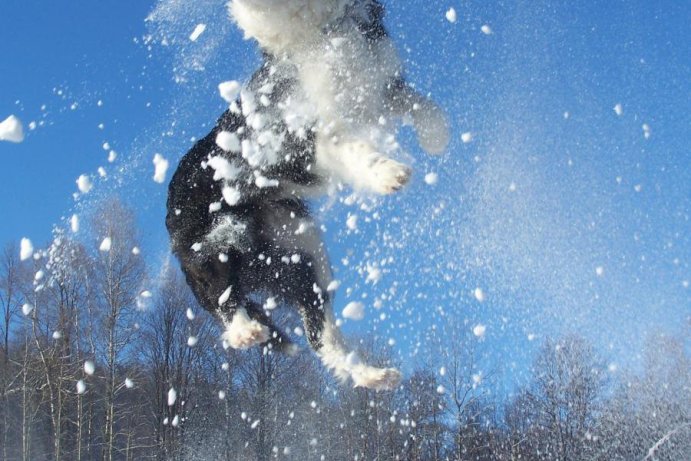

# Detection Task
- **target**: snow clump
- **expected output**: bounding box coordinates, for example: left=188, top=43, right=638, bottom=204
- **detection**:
left=20, top=238, right=34, bottom=261
left=445, top=8, right=457, bottom=23
left=152, top=153, right=169, bottom=183
left=473, top=324, right=487, bottom=338
left=342, top=301, right=365, bottom=320
left=218, top=81, right=241, bottom=103
left=84, top=361, right=95, bottom=376
left=189, top=23, right=206, bottom=42
left=0, top=115, right=24, bottom=143
left=76, top=175, right=93, bottom=194
left=99, top=237, right=112, bottom=252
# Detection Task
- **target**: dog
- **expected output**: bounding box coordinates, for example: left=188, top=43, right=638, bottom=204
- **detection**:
left=166, top=0, right=448, bottom=390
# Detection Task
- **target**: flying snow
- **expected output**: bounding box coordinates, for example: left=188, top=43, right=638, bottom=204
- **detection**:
left=20, top=238, right=34, bottom=261
left=22, top=303, right=34, bottom=316
left=218, top=286, right=232, bottom=306
left=424, top=172, right=439, bottom=185
left=473, top=287, right=485, bottom=302
left=189, top=23, right=207, bottom=42
left=70, top=214, right=80, bottom=233
left=84, top=360, right=95, bottom=376
left=76, top=175, right=93, bottom=194
left=0, top=115, right=25, bottom=143
left=76, top=380, right=86, bottom=395
left=167, top=388, right=177, bottom=406
left=152, top=153, right=169, bottom=183
left=342, top=301, right=365, bottom=320
left=445, top=8, right=457, bottom=23
left=613, top=103, right=623, bottom=116
left=99, top=237, right=112, bottom=252
left=481, top=24, right=492, bottom=35
left=461, top=131, right=473, bottom=143
left=216, top=130, right=241, bottom=152
left=473, top=324, right=487, bottom=338
left=218, top=80, right=241, bottom=103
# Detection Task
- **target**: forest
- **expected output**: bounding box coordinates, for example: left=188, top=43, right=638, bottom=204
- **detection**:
left=0, top=199, right=688, bottom=461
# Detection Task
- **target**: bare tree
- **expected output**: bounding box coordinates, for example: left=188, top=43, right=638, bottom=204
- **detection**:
left=508, top=335, right=607, bottom=461
left=88, top=200, right=146, bottom=461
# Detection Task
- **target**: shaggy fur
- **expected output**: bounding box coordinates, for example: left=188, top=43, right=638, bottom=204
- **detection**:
left=166, top=0, right=448, bottom=390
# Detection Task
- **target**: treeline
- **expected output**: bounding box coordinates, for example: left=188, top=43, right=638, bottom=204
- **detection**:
left=0, top=200, right=689, bottom=461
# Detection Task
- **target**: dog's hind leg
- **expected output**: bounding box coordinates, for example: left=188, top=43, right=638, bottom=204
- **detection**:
left=259, top=200, right=401, bottom=390
left=243, top=301, right=297, bottom=354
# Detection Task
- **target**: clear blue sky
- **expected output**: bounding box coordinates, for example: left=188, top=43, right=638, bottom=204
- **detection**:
left=1, top=0, right=689, bottom=393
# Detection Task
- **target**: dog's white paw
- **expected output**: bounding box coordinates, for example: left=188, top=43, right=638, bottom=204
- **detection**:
left=368, top=157, right=411, bottom=195
left=351, top=365, right=402, bottom=391
left=222, top=308, right=270, bottom=350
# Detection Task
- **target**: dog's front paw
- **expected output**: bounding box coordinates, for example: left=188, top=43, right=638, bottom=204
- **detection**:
left=351, top=365, right=402, bottom=391
left=222, top=308, right=270, bottom=349
left=369, top=158, right=411, bottom=195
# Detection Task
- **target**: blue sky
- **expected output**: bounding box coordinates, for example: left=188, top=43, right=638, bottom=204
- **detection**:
left=1, top=0, right=689, bottom=392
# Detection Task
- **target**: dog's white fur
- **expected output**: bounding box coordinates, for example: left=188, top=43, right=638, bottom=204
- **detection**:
left=230, top=0, right=449, bottom=195
left=226, top=0, right=449, bottom=390
left=222, top=307, right=270, bottom=349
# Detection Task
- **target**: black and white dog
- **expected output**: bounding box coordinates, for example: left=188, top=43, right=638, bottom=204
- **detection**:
left=166, top=0, right=448, bottom=390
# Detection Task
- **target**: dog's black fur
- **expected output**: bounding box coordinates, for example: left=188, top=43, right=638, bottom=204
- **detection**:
left=166, top=62, right=333, bottom=352
left=166, top=1, right=396, bottom=357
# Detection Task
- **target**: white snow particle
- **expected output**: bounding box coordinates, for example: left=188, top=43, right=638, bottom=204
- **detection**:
left=20, top=238, right=34, bottom=261
left=346, top=214, right=358, bottom=230
left=255, top=175, right=278, bottom=188
left=613, top=103, right=623, bottom=116
left=171, top=415, right=179, bottom=427
left=187, top=336, right=198, bottom=347
left=436, top=385, right=445, bottom=394
left=189, top=23, right=207, bottom=42
left=222, top=186, right=242, bottom=206
left=473, top=287, right=485, bottom=302
left=642, top=123, right=651, bottom=139
left=424, top=172, right=438, bottom=185
left=461, top=131, right=473, bottom=143
left=125, top=378, right=134, bottom=388
left=167, top=388, right=177, bottom=406
left=218, top=390, right=226, bottom=400
left=52, top=331, right=62, bottom=340
left=132, top=246, right=141, bottom=255
left=84, top=361, right=95, bottom=376
left=153, top=153, right=169, bottom=184
left=0, top=115, right=24, bottom=143
left=481, top=24, right=492, bottom=35
left=22, top=303, right=34, bottom=316
left=76, top=380, right=86, bottom=395
left=191, top=242, right=202, bottom=252
left=76, top=175, right=93, bottom=194
left=218, top=81, right=241, bottom=103
left=473, top=324, right=486, bottom=338
left=264, top=297, right=277, bottom=310
left=186, top=308, right=195, bottom=320
left=596, top=266, right=604, bottom=276
left=219, top=286, right=232, bottom=306
left=215, top=131, right=241, bottom=153
left=107, top=150, right=117, bottom=162
left=342, top=301, right=365, bottom=321
left=439, top=366, right=446, bottom=376
left=70, top=214, right=80, bottom=233
left=445, top=8, right=457, bottom=23
left=99, top=237, right=112, bottom=252
left=327, top=280, right=340, bottom=292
